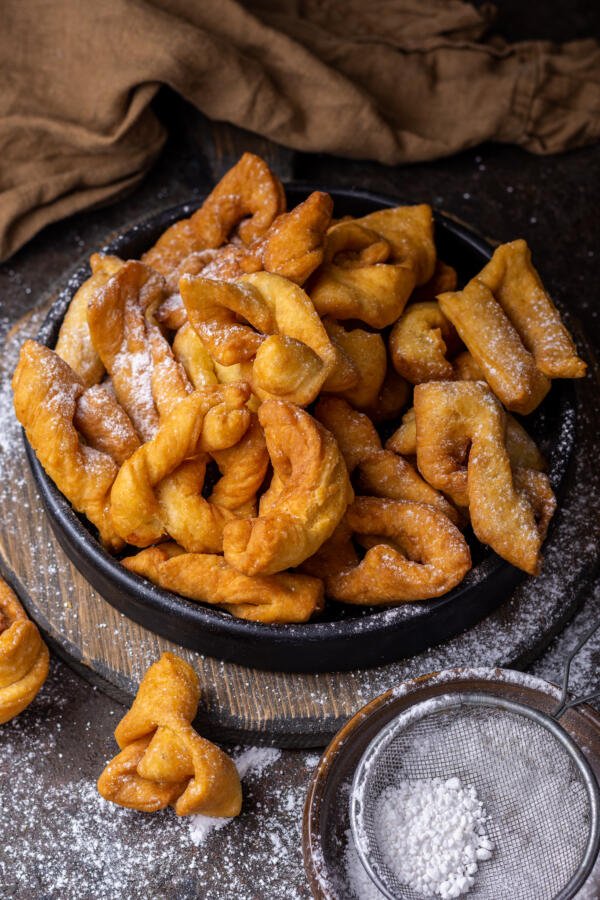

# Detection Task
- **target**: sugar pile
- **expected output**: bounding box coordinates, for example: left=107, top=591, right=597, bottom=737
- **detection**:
left=373, top=777, right=492, bottom=898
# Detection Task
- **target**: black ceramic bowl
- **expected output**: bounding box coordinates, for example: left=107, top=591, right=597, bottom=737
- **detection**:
left=25, top=186, right=577, bottom=672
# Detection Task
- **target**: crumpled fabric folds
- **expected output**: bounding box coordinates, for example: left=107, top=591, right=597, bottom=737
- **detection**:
left=0, top=0, right=598, bottom=260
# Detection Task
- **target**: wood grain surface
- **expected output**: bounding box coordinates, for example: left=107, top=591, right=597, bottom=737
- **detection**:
left=2, top=295, right=599, bottom=748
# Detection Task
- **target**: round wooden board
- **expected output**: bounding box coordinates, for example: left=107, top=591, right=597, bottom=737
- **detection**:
left=1, top=299, right=599, bottom=749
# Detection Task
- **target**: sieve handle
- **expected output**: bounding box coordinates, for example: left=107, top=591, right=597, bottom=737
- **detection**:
left=553, top=619, right=600, bottom=719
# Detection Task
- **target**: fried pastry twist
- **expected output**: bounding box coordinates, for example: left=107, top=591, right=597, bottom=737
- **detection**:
left=12, top=340, right=122, bottom=548
left=74, top=383, right=140, bottom=465
left=157, top=415, right=268, bottom=554
left=387, top=404, right=547, bottom=473
left=87, top=260, right=167, bottom=440
left=97, top=653, right=242, bottom=817
left=303, top=497, right=471, bottom=604
left=124, top=543, right=324, bottom=623
left=414, top=381, right=555, bottom=573
left=322, top=318, right=387, bottom=408
left=223, top=400, right=353, bottom=575
left=438, top=279, right=551, bottom=415
left=477, top=240, right=586, bottom=379
left=309, top=220, right=416, bottom=328
left=54, top=253, right=124, bottom=387
left=142, top=152, right=286, bottom=275
left=315, top=397, right=459, bottom=524
left=354, top=205, right=437, bottom=285
left=389, top=301, right=461, bottom=383
left=181, top=272, right=340, bottom=406
left=110, top=383, right=252, bottom=547
left=0, top=577, right=49, bottom=724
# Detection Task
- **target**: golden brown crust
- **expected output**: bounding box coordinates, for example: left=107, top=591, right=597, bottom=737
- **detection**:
left=109, top=384, right=251, bottom=547
left=315, top=397, right=459, bottom=525
left=123, top=544, right=324, bottom=624
left=478, top=240, right=586, bottom=379
left=142, top=153, right=286, bottom=275
left=182, top=272, right=339, bottom=406
left=74, top=383, right=141, bottom=465
left=97, top=653, right=242, bottom=817
left=12, top=340, right=121, bottom=548
left=223, top=400, right=353, bottom=575
left=306, top=498, right=471, bottom=604
left=0, top=577, right=49, bottom=724
left=309, top=219, right=416, bottom=328
left=54, top=253, right=124, bottom=387
left=414, top=381, right=555, bottom=574
left=439, top=279, right=551, bottom=415
left=389, top=301, right=460, bottom=383
left=87, top=260, right=167, bottom=440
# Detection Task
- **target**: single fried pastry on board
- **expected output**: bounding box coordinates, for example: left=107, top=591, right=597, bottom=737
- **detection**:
left=438, top=278, right=551, bottom=414
left=223, top=400, right=353, bottom=576
left=110, top=383, right=251, bottom=547
left=389, top=301, right=461, bottom=383
left=306, top=497, right=471, bottom=604
left=181, top=272, right=339, bottom=406
left=142, top=152, right=286, bottom=275
left=124, top=544, right=324, bottom=624
left=315, top=397, right=459, bottom=524
left=12, top=340, right=121, bottom=548
left=414, top=381, right=555, bottom=574
left=54, top=253, right=124, bottom=387
left=87, top=260, right=166, bottom=440
left=309, top=220, right=416, bottom=328
left=97, top=653, right=241, bottom=817
left=0, top=577, right=49, bottom=724
left=477, top=240, right=586, bottom=379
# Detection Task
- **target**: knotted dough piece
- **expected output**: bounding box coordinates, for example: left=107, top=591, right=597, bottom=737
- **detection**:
left=157, top=415, right=269, bottom=554
left=0, top=577, right=49, bottom=724
left=414, top=381, right=556, bottom=574
left=181, top=271, right=340, bottom=406
left=12, top=340, right=122, bottom=548
left=110, top=383, right=252, bottom=547
left=55, top=253, right=124, bottom=387
left=124, top=543, right=324, bottom=623
left=315, top=397, right=459, bottom=525
left=142, top=152, right=286, bottom=275
left=223, top=400, right=353, bottom=575
left=198, top=190, right=333, bottom=286
left=353, top=205, right=437, bottom=285
left=309, top=220, right=416, bottom=328
left=97, top=653, right=241, bottom=817
left=387, top=404, right=547, bottom=473
left=74, top=383, right=141, bottom=465
left=303, top=497, right=471, bottom=604
left=477, top=240, right=586, bottom=379
left=389, top=301, right=461, bottom=383
left=322, top=318, right=387, bottom=408
left=87, top=260, right=167, bottom=440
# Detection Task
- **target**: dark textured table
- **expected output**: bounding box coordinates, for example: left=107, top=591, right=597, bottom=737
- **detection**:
left=1, top=4, right=600, bottom=896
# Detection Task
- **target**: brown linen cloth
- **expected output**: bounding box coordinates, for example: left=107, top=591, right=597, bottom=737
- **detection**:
left=1, top=0, right=599, bottom=262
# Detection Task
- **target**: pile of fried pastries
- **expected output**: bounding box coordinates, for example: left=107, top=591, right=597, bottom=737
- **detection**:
left=13, top=153, right=586, bottom=624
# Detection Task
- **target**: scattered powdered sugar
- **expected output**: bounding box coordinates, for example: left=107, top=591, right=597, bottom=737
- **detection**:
left=373, top=777, right=493, bottom=898
left=188, top=746, right=281, bottom=846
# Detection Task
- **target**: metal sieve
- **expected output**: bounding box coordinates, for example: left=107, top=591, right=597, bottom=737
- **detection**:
left=350, top=622, right=600, bottom=900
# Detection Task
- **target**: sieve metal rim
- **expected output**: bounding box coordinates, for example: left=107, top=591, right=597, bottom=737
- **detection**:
left=350, top=691, right=600, bottom=900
